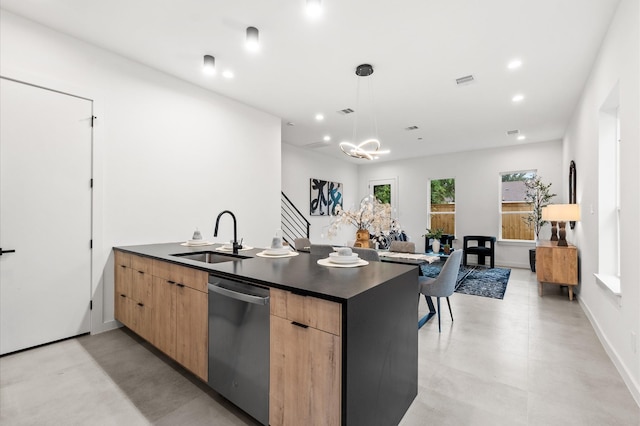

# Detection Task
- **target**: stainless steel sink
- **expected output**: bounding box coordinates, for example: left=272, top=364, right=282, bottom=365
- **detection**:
left=171, top=251, right=251, bottom=264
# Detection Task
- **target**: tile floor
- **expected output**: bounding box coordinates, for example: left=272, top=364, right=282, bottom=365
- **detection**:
left=1, top=268, right=638, bottom=425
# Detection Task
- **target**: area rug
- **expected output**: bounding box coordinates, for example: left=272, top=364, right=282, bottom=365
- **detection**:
left=420, top=263, right=511, bottom=300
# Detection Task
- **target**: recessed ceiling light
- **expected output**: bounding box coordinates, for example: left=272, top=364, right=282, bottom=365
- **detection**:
left=315, top=114, right=324, bottom=121
left=305, top=0, right=322, bottom=18
left=203, top=55, right=215, bottom=75
left=517, top=135, right=526, bottom=141
left=507, top=59, right=522, bottom=70
left=323, top=135, right=331, bottom=142
left=512, top=94, right=525, bottom=103
left=222, top=70, right=234, bottom=79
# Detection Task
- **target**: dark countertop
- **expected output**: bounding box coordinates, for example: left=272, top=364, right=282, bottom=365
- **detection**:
left=114, top=242, right=418, bottom=302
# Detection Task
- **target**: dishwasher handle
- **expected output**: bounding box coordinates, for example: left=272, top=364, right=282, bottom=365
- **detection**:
left=208, top=282, right=270, bottom=306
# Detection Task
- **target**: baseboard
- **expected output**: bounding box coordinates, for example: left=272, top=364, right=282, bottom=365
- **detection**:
left=91, top=319, right=122, bottom=335
left=580, top=298, right=640, bottom=407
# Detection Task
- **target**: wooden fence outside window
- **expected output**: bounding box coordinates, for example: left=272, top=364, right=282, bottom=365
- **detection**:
left=429, top=202, right=534, bottom=240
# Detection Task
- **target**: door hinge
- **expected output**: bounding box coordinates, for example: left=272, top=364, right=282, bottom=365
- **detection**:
left=90, top=300, right=93, bottom=310
left=90, top=178, right=93, bottom=188
left=90, top=239, right=93, bottom=249
left=91, top=115, right=97, bottom=127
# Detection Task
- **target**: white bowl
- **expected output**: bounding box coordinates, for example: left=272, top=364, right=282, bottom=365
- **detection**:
left=328, top=252, right=359, bottom=264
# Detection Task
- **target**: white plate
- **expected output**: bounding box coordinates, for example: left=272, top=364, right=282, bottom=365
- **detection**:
left=215, top=245, right=254, bottom=252
left=317, top=258, right=368, bottom=268
left=263, top=247, right=292, bottom=256
left=256, top=251, right=299, bottom=258
left=328, top=253, right=360, bottom=264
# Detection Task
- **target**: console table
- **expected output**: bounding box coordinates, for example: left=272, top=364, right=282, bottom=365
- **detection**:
left=535, top=241, right=578, bottom=300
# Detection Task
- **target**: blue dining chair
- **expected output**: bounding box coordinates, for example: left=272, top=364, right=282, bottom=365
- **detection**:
left=418, top=249, right=462, bottom=332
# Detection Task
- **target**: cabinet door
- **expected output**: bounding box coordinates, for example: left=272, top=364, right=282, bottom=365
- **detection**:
left=131, top=269, right=153, bottom=304
left=270, top=315, right=341, bottom=426
left=131, top=301, right=152, bottom=342
left=176, top=285, right=208, bottom=381
left=152, top=276, right=176, bottom=359
left=114, top=293, right=132, bottom=328
left=115, top=263, right=132, bottom=299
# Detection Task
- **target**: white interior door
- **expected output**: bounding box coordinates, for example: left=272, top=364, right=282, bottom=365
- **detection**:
left=0, top=78, right=92, bottom=355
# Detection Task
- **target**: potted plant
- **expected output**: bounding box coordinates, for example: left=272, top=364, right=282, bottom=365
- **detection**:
left=443, top=243, right=451, bottom=255
left=423, top=228, right=444, bottom=253
left=523, top=176, right=556, bottom=271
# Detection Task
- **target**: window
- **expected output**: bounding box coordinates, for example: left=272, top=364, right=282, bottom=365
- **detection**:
left=500, top=171, right=535, bottom=241
left=598, top=87, right=620, bottom=279
left=369, top=178, right=397, bottom=214
left=428, top=178, right=455, bottom=235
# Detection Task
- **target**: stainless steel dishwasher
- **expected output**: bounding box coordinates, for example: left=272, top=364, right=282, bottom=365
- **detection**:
left=207, top=276, right=270, bottom=426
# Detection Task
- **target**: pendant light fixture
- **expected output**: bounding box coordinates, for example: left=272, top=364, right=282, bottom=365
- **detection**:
left=339, top=64, right=390, bottom=160
left=203, top=55, right=215, bottom=75
left=246, top=26, right=259, bottom=52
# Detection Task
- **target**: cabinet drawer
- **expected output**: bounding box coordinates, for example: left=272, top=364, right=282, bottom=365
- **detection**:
left=114, top=250, right=131, bottom=268
left=153, top=259, right=208, bottom=293
left=270, top=288, right=341, bottom=336
left=131, top=254, right=153, bottom=274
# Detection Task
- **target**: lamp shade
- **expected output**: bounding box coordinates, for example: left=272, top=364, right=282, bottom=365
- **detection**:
left=545, top=204, right=581, bottom=221
left=541, top=206, right=550, bottom=221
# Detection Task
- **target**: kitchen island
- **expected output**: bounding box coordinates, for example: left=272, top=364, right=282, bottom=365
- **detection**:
left=114, top=242, right=418, bottom=426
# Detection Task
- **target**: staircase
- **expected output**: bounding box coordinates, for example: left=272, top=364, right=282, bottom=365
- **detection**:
left=281, top=191, right=310, bottom=245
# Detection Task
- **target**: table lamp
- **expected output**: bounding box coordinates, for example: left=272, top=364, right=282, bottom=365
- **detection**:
left=544, top=204, right=581, bottom=246
left=541, top=206, right=558, bottom=241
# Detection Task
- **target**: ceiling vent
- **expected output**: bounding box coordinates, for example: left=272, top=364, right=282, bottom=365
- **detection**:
left=337, top=108, right=354, bottom=115
left=303, top=141, right=330, bottom=149
left=405, top=125, right=419, bottom=131
left=506, top=129, right=520, bottom=136
left=455, top=75, right=475, bottom=85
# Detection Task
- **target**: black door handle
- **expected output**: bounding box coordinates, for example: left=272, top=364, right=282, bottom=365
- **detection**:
left=0, top=248, right=16, bottom=255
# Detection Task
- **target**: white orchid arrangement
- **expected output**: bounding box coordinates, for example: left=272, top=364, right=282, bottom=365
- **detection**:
left=327, top=195, right=395, bottom=238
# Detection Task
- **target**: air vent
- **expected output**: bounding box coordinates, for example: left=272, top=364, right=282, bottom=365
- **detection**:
left=506, top=129, right=520, bottom=136
left=337, top=108, right=354, bottom=115
left=405, top=126, right=419, bottom=131
left=303, top=141, right=330, bottom=149
left=455, top=75, right=475, bottom=85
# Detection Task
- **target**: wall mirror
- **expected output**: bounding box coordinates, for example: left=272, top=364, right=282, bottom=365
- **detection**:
left=569, top=160, right=577, bottom=229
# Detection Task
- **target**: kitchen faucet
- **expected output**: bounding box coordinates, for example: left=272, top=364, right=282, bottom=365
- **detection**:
left=214, top=210, right=240, bottom=254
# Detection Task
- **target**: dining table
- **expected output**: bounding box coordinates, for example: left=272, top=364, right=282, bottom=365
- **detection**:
left=378, top=251, right=442, bottom=328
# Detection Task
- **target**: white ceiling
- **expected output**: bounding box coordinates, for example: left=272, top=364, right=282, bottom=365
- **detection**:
left=0, top=0, right=621, bottom=163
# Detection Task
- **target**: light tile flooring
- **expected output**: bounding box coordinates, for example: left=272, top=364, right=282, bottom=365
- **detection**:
left=1, top=268, right=638, bottom=425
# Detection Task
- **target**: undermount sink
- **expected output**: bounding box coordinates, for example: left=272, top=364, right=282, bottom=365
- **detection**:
left=171, top=251, right=251, bottom=264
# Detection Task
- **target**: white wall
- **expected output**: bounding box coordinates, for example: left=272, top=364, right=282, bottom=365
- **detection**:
left=562, top=0, right=640, bottom=404
left=0, top=11, right=281, bottom=333
left=281, top=144, right=358, bottom=245
left=357, top=140, right=563, bottom=267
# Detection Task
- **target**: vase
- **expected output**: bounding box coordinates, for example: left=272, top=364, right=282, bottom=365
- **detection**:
left=354, top=229, right=371, bottom=248
left=431, top=239, right=441, bottom=253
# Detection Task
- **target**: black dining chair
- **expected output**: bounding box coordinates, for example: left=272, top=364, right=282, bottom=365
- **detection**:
left=463, top=235, right=496, bottom=268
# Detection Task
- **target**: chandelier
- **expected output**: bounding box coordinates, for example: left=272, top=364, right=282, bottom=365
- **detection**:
left=339, top=64, right=390, bottom=160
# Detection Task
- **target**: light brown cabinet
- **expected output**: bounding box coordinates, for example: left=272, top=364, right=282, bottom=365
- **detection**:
left=152, top=276, right=176, bottom=359
left=114, top=252, right=153, bottom=341
left=269, top=288, right=341, bottom=426
left=536, top=241, right=578, bottom=300
left=114, top=251, right=208, bottom=382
